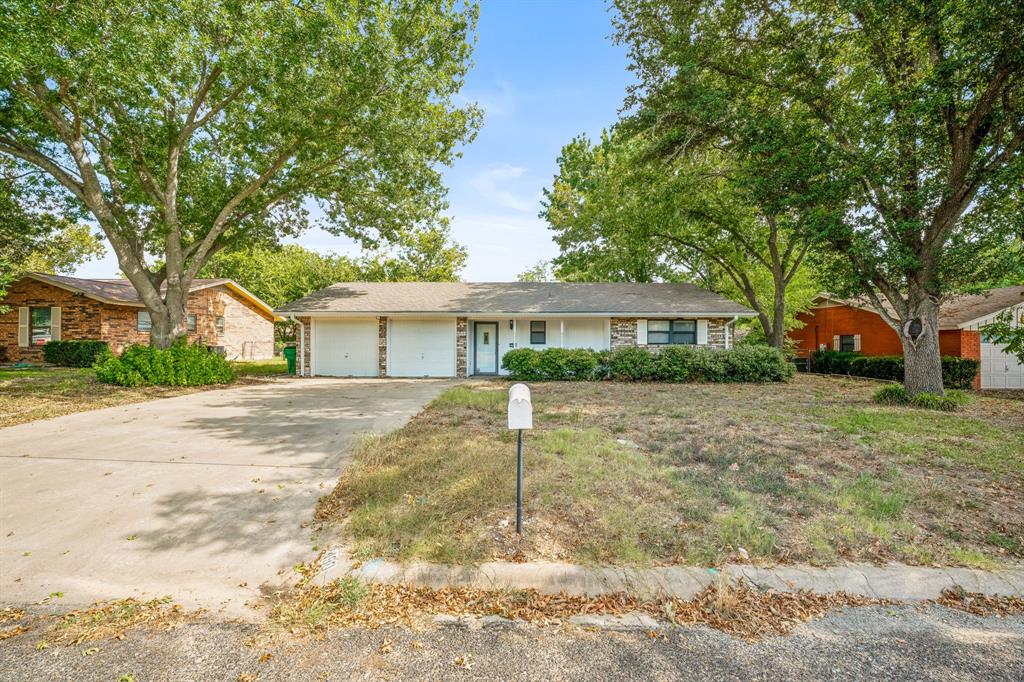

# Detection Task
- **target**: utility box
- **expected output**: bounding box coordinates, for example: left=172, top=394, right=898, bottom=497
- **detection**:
left=507, top=383, right=533, bottom=430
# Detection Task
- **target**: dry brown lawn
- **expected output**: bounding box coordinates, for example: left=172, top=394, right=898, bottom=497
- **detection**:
left=0, top=359, right=287, bottom=428
left=322, top=374, right=1024, bottom=569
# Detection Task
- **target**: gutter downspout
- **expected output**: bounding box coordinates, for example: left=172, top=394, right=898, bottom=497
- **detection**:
left=724, top=315, right=739, bottom=349
left=288, top=315, right=304, bottom=376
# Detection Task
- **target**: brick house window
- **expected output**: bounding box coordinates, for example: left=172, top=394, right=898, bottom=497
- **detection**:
left=137, top=310, right=152, bottom=332
left=215, top=316, right=225, bottom=335
left=648, top=319, right=697, bottom=345
left=30, top=307, right=52, bottom=345
left=840, top=334, right=856, bottom=352
left=187, top=314, right=197, bottom=332
left=529, top=321, right=546, bottom=344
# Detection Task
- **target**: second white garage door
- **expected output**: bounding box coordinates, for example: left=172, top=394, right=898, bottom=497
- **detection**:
left=389, top=318, right=456, bottom=377
left=313, top=319, right=378, bottom=377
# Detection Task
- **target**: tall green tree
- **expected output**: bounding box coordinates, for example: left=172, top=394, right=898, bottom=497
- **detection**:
left=1, top=161, right=105, bottom=306
left=1, top=0, right=480, bottom=348
left=200, top=226, right=466, bottom=309
left=542, top=131, right=822, bottom=348
left=615, top=0, right=1024, bottom=394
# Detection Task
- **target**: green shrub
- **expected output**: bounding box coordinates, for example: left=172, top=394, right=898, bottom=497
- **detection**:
left=94, top=340, right=235, bottom=387
left=607, top=346, right=657, bottom=381
left=43, top=340, right=111, bottom=367
left=503, top=345, right=793, bottom=383
left=872, top=384, right=969, bottom=411
left=499, top=347, right=599, bottom=381
left=812, top=350, right=978, bottom=389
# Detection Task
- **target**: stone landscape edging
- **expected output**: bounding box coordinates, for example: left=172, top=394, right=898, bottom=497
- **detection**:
left=319, top=552, right=1024, bottom=602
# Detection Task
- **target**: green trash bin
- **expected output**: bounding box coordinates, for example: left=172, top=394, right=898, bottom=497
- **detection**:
left=283, top=346, right=297, bottom=375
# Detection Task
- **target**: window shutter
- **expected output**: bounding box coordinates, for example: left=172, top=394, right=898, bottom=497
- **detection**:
left=50, top=307, right=61, bottom=342
left=17, top=307, right=29, bottom=347
left=853, top=334, right=861, bottom=352
left=833, top=335, right=840, bottom=351
left=697, top=319, right=709, bottom=345
left=636, top=319, right=647, bottom=345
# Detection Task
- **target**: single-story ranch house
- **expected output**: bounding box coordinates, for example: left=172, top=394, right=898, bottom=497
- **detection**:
left=0, top=273, right=278, bottom=363
left=789, top=286, right=1024, bottom=389
left=275, top=282, right=755, bottom=378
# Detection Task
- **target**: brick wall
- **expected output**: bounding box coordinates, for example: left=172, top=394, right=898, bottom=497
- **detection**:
left=0, top=278, right=103, bottom=362
left=610, top=318, right=637, bottom=349
left=1, top=278, right=273, bottom=362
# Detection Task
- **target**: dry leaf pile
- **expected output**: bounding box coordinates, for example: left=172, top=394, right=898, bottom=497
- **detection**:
left=47, top=598, right=201, bottom=645
left=935, top=587, right=1024, bottom=617
left=271, top=576, right=881, bottom=641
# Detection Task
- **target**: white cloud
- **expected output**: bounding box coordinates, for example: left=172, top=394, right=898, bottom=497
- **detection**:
left=466, top=163, right=540, bottom=213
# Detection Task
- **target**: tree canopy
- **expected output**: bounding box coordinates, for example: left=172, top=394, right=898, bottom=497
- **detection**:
left=541, top=130, right=821, bottom=347
left=1, top=0, right=480, bottom=346
left=613, top=0, right=1024, bottom=393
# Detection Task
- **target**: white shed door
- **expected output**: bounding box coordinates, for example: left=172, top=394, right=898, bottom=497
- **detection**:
left=981, top=341, right=1024, bottom=389
left=313, top=319, right=378, bottom=377
left=389, top=319, right=456, bottom=377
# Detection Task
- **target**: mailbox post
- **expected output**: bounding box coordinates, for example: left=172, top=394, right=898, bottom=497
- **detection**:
left=507, top=383, right=533, bottom=534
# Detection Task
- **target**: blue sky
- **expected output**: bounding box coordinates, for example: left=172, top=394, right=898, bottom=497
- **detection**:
left=76, top=1, right=634, bottom=281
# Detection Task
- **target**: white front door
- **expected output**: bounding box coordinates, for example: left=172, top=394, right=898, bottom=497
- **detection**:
left=474, top=322, right=498, bottom=374
left=981, top=340, right=1024, bottom=389
left=313, top=319, right=378, bottom=376
left=389, top=318, right=456, bottom=377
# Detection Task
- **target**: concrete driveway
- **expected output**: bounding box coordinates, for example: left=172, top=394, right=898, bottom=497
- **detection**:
left=0, top=378, right=450, bottom=617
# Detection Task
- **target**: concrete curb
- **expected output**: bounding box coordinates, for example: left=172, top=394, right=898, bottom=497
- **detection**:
left=320, top=553, right=1024, bottom=602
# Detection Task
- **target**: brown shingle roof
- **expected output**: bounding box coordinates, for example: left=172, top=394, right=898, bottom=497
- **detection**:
left=26, top=272, right=232, bottom=305
left=276, top=282, right=755, bottom=316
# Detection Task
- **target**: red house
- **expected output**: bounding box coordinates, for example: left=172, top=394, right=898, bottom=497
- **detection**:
left=788, top=287, right=1024, bottom=390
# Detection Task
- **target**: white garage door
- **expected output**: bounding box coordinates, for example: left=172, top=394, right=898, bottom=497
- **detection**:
left=981, top=341, right=1024, bottom=389
left=313, top=319, right=378, bottom=377
left=389, top=318, right=456, bottom=377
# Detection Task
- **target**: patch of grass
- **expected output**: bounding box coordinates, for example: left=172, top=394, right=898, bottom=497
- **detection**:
left=986, top=532, right=1023, bottom=555
left=320, top=377, right=1024, bottom=568
left=271, top=576, right=369, bottom=633
left=826, top=408, right=1024, bottom=474
left=230, top=357, right=288, bottom=377
left=0, top=367, right=197, bottom=428
left=949, top=547, right=1000, bottom=570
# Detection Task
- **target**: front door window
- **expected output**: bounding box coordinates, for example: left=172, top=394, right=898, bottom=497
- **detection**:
left=475, top=323, right=498, bottom=374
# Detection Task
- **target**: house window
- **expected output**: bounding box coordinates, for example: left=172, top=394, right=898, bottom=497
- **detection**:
left=215, top=316, right=225, bottom=334
left=647, top=319, right=697, bottom=345
left=137, top=310, right=152, bottom=332
left=30, top=307, right=52, bottom=345
left=187, top=314, right=197, bottom=332
left=529, top=321, right=546, bottom=344
left=840, top=334, right=856, bottom=352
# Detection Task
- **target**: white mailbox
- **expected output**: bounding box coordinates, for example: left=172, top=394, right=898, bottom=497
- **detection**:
left=507, top=383, right=533, bottom=430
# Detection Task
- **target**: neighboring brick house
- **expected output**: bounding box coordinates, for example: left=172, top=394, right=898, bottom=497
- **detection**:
left=274, top=282, right=754, bottom=378
left=789, top=287, right=1024, bottom=389
left=1, top=273, right=278, bottom=363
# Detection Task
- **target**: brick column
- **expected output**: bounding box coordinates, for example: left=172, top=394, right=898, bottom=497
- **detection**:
left=378, top=316, right=388, bottom=377
left=610, top=318, right=637, bottom=349
left=707, top=318, right=728, bottom=349
left=962, top=329, right=981, bottom=390
left=456, top=317, right=468, bottom=377
left=297, top=316, right=312, bottom=376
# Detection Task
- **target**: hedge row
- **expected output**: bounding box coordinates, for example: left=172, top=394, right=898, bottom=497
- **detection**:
left=873, top=384, right=970, bottom=411
left=42, top=339, right=110, bottom=367
left=811, top=350, right=978, bottom=389
left=500, top=345, right=794, bottom=383
left=94, top=340, right=234, bottom=387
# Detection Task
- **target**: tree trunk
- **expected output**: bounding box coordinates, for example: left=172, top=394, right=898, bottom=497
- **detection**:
left=770, top=279, right=787, bottom=349
left=899, top=297, right=944, bottom=396
left=148, top=282, right=189, bottom=349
